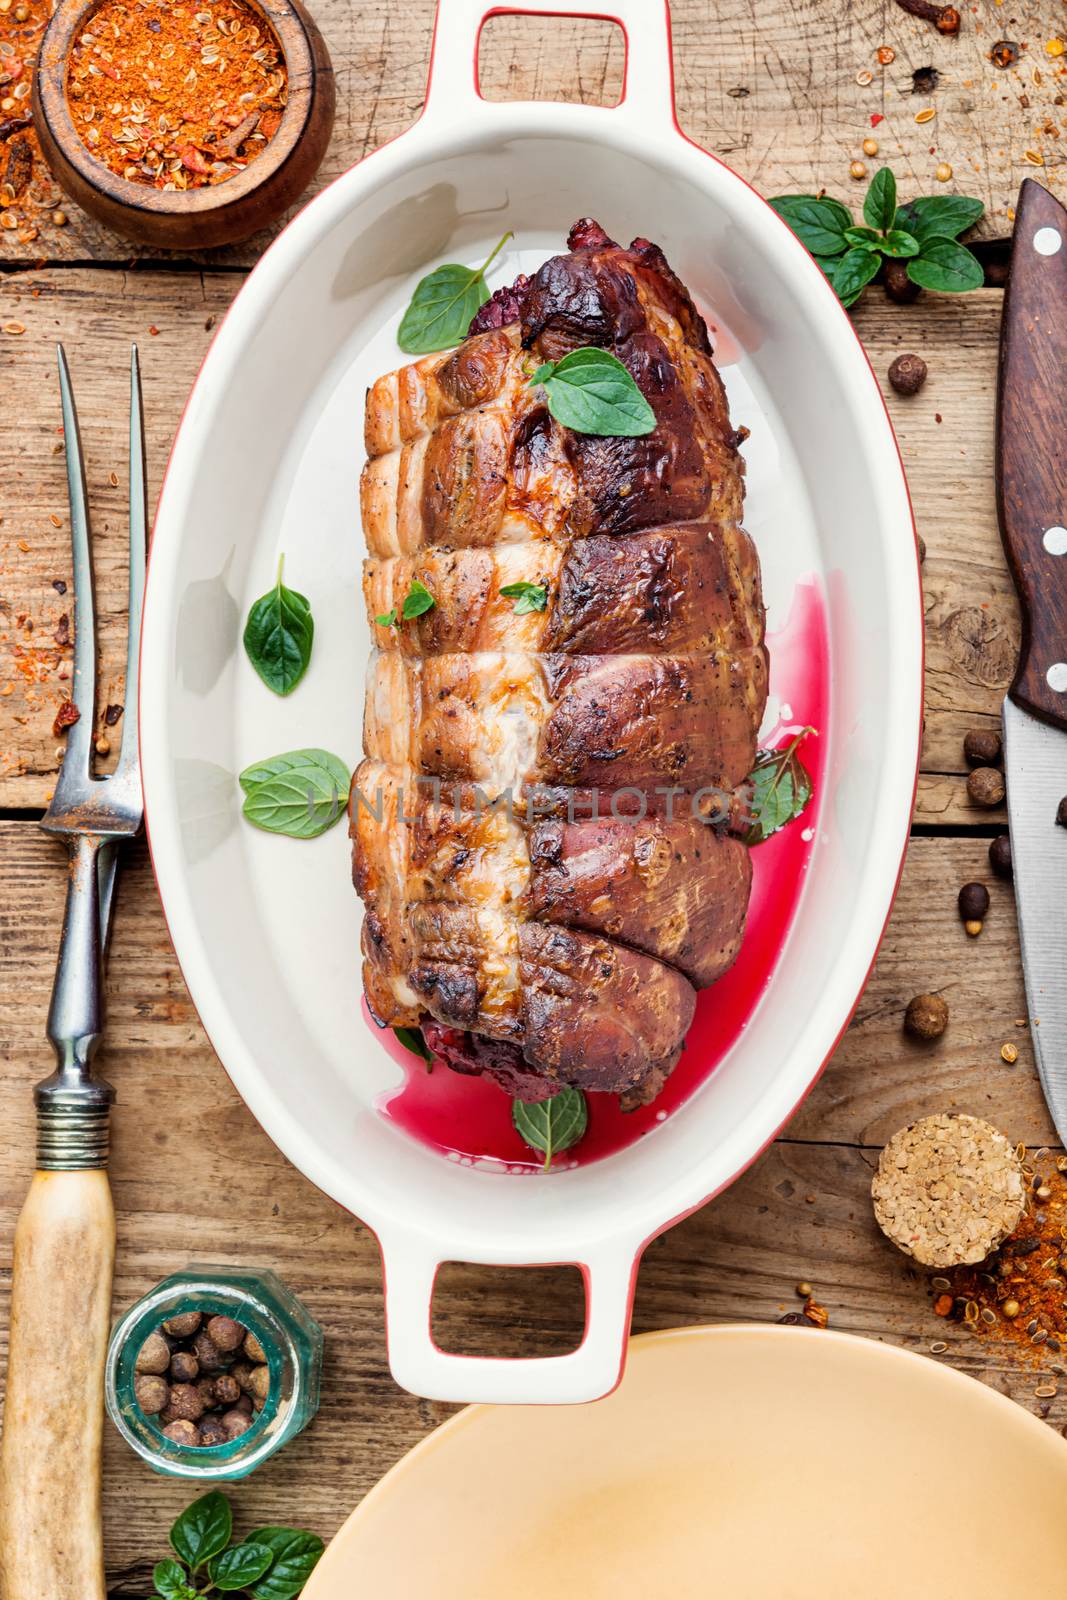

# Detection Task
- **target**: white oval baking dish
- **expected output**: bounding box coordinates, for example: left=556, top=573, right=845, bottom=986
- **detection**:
left=140, top=0, right=922, bottom=1405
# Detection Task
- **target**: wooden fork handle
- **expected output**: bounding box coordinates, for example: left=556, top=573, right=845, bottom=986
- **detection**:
left=0, top=1170, right=114, bottom=1600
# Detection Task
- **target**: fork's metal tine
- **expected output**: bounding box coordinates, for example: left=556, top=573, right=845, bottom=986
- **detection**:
left=56, top=344, right=96, bottom=780
left=114, top=344, right=146, bottom=786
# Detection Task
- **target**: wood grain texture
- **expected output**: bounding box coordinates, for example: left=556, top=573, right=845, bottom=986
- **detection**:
left=0, top=0, right=1064, bottom=267
left=0, top=821, right=1059, bottom=1577
left=0, top=1170, right=113, bottom=1600
left=0, top=274, right=1018, bottom=818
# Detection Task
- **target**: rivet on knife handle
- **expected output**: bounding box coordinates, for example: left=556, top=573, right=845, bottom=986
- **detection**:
left=996, top=178, right=1067, bottom=735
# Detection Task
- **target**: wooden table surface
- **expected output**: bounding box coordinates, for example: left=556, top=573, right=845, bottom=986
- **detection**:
left=2, top=0, right=1065, bottom=1583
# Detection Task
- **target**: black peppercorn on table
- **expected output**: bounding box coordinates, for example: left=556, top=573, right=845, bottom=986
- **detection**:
left=0, top=0, right=1060, bottom=1579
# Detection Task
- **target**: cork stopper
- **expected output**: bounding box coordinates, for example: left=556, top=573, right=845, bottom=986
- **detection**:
left=872, top=1113, right=1026, bottom=1267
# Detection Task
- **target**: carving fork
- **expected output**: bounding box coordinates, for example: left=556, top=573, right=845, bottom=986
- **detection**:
left=0, top=347, right=146, bottom=1600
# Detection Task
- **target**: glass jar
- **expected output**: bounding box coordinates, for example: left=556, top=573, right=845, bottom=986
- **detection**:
left=105, top=1264, right=322, bottom=1480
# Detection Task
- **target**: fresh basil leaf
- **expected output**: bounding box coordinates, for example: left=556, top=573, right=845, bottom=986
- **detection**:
left=239, top=749, right=351, bottom=840
left=843, top=225, right=883, bottom=250
left=744, top=728, right=816, bottom=845
left=513, top=1086, right=588, bottom=1170
left=879, top=229, right=920, bottom=259
left=829, top=246, right=881, bottom=307
left=528, top=361, right=555, bottom=386
left=401, top=578, right=436, bottom=620
left=245, top=1529, right=325, bottom=1599
left=863, top=167, right=897, bottom=233
left=906, top=236, right=984, bottom=294
left=767, top=195, right=851, bottom=255
left=896, top=194, right=984, bottom=245
left=243, top=554, right=314, bottom=696
left=375, top=607, right=398, bottom=628
left=394, top=1025, right=433, bottom=1064
left=209, top=1541, right=275, bottom=1592
left=153, top=1560, right=195, bottom=1600
left=500, top=580, right=548, bottom=614
left=397, top=231, right=512, bottom=355
left=170, top=1492, right=233, bottom=1572
left=532, top=347, right=655, bottom=438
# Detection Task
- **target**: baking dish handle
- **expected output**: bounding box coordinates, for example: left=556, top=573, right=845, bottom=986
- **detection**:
left=380, top=1234, right=638, bottom=1404
left=421, top=0, right=675, bottom=134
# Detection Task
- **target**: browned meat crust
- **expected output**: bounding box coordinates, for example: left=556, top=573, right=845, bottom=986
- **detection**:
left=353, top=220, right=767, bottom=1105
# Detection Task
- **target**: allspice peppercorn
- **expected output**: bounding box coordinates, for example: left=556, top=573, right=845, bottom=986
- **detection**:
left=885, top=258, right=921, bottom=305
left=905, top=992, right=949, bottom=1039
left=989, top=833, right=1012, bottom=879
left=888, top=353, right=928, bottom=395
left=964, top=728, right=1002, bottom=767
left=967, top=766, right=1005, bottom=807
left=134, top=1308, right=272, bottom=1450
left=958, top=882, right=990, bottom=925
left=1056, top=796, right=1067, bottom=829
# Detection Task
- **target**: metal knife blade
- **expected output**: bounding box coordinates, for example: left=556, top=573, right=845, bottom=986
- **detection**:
left=1002, top=699, right=1067, bottom=1138
left=996, top=178, right=1067, bottom=1144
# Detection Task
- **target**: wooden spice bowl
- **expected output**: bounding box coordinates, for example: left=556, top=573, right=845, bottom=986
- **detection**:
left=32, top=0, right=335, bottom=250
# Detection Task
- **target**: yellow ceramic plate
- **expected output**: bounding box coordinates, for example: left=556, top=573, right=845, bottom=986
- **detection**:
left=307, top=1326, right=1067, bottom=1599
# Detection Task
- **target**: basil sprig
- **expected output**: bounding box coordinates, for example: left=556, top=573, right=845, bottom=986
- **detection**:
left=769, top=169, right=985, bottom=307
left=155, top=1491, right=323, bottom=1599
left=744, top=727, right=816, bottom=845
left=393, top=1024, right=434, bottom=1065
left=500, top=579, right=548, bottom=614
left=397, top=231, right=512, bottom=355
left=243, top=554, right=314, bottom=696
left=376, top=577, right=436, bottom=630
left=513, top=1086, right=588, bottom=1170
left=527, top=347, right=656, bottom=437
left=239, top=748, right=350, bottom=840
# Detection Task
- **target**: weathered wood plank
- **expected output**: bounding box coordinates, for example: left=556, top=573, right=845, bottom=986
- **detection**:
left=0, top=819, right=1057, bottom=1571
left=0, top=274, right=1017, bottom=818
left=0, top=1, right=1060, bottom=267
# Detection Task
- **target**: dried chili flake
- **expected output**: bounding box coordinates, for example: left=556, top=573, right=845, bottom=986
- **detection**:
left=52, top=698, right=80, bottom=736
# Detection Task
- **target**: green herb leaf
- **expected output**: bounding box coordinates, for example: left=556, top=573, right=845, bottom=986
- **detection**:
left=245, top=1529, right=326, bottom=1599
left=499, top=580, right=548, bottom=614
left=170, top=1492, right=233, bottom=1573
left=843, top=225, right=882, bottom=250
left=397, top=231, right=512, bottom=355
left=243, top=554, right=314, bottom=696
left=744, top=728, right=816, bottom=845
left=767, top=196, right=851, bottom=256
left=375, top=607, right=398, bottom=628
left=401, top=578, right=436, bottom=620
left=905, top=236, right=985, bottom=294
left=239, top=749, right=351, bottom=840
left=879, top=229, right=920, bottom=259
left=529, top=347, right=655, bottom=438
left=209, top=1541, right=275, bottom=1592
left=528, top=361, right=555, bottom=386
left=829, top=247, right=882, bottom=307
left=152, top=1560, right=195, bottom=1600
left=513, top=1086, right=588, bottom=1170
left=863, top=166, right=897, bottom=233
left=896, top=194, right=984, bottom=245
left=394, top=1025, right=433, bottom=1064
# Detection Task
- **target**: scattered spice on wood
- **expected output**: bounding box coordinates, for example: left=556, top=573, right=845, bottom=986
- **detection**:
left=911, top=65, right=940, bottom=94
left=991, top=40, right=1020, bottom=69
left=872, top=1114, right=1026, bottom=1267
left=967, top=766, right=1005, bottom=808
left=963, top=728, right=1002, bottom=767
left=904, top=992, right=949, bottom=1040
left=946, top=1153, right=1067, bottom=1361
left=888, top=353, right=927, bottom=395
left=52, top=698, right=79, bottom=737
left=67, top=0, right=287, bottom=191
left=1001, top=1042, right=1019, bottom=1065
left=892, top=0, right=960, bottom=35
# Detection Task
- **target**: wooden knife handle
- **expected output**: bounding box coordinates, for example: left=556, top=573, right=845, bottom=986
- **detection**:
left=996, top=177, right=1067, bottom=734
left=0, top=1171, right=114, bottom=1600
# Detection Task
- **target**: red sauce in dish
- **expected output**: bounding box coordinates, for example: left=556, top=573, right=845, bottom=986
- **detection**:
left=371, top=576, right=830, bottom=1172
